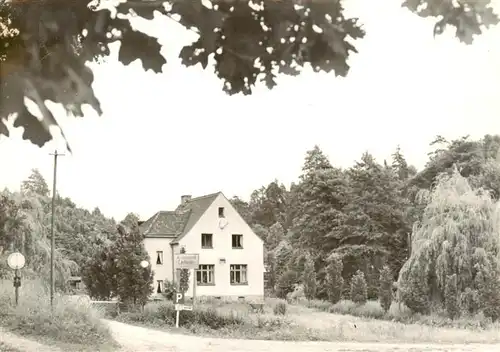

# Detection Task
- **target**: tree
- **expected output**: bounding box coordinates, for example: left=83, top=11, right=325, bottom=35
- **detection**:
left=445, top=274, right=460, bottom=319
left=379, top=265, right=393, bottom=312
left=397, top=169, right=500, bottom=316
left=335, top=152, right=410, bottom=298
left=292, top=146, right=349, bottom=253
left=264, top=251, right=277, bottom=295
left=21, top=169, right=50, bottom=197
left=114, top=220, right=154, bottom=306
left=325, top=254, right=344, bottom=304
left=266, top=222, right=285, bottom=251
left=178, top=246, right=190, bottom=294
left=248, top=181, right=289, bottom=230
left=302, top=256, right=317, bottom=301
left=229, top=196, right=252, bottom=224
left=0, top=190, right=76, bottom=288
left=276, top=270, right=298, bottom=299
left=350, top=270, right=368, bottom=305
left=81, top=244, right=118, bottom=300
left=2, top=1, right=496, bottom=150
left=392, top=146, right=416, bottom=182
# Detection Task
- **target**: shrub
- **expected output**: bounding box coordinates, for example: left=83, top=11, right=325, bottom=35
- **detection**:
left=162, top=279, right=176, bottom=301
left=378, top=265, right=393, bottom=312
left=445, top=274, right=460, bottom=319
left=306, top=299, right=332, bottom=312
left=397, top=261, right=431, bottom=314
left=273, top=301, right=287, bottom=316
left=119, top=301, right=245, bottom=330
left=276, top=270, right=297, bottom=299
left=329, top=300, right=385, bottom=319
left=350, top=270, right=367, bottom=305
left=325, top=255, right=343, bottom=304
left=460, top=288, right=480, bottom=315
left=479, top=263, right=500, bottom=322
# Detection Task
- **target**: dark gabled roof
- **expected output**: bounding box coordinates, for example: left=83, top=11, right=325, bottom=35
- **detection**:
left=140, top=210, right=191, bottom=237
left=141, top=192, right=220, bottom=240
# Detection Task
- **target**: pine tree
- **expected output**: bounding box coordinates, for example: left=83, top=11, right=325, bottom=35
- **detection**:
left=379, top=265, right=393, bottom=312
left=326, top=254, right=344, bottom=304
left=337, top=152, right=410, bottom=298
left=303, top=256, right=317, bottom=301
left=350, top=270, right=368, bottom=305
left=293, top=150, right=349, bottom=252
left=265, top=251, right=277, bottom=295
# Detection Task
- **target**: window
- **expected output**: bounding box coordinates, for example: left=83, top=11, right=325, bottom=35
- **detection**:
left=197, top=265, right=215, bottom=285
left=156, top=251, right=163, bottom=265
left=218, top=207, right=225, bottom=218
left=232, top=234, right=243, bottom=249
left=230, top=264, right=248, bottom=285
left=201, top=233, right=213, bottom=248
left=156, top=280, right=164, bottom=293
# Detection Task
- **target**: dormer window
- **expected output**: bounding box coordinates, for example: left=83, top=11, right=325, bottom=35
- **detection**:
left=218, top=207, right=225, bottom=218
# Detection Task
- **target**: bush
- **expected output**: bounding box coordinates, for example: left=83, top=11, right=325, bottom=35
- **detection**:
left=325, top=255, right=343, bottom=304
left=0, top=279, right=116, bottom=349
left=119, top=301, right=245, bottom=329
left=276, top=270, right=297, bottom=299
left=350, top=270, right=367, bottom=305
left=378, top=265, right=393, bottom=312
left=162, top=279, right=176, bottom=301
left=445, top=274, right=460, bottom=319
left=273, top=301, right=287, bottom=316
left=329, top=300, right=385, bottom=319
left=460, top=288, right=480, bottom=315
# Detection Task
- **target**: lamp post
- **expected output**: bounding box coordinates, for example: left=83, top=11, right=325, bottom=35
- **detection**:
left=7, top=252, right=26, bottom=306
left=140, top=260, right=149, bottom=311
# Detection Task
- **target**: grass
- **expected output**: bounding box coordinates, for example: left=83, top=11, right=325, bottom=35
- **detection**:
left=114, top=297, right=500, bottom=344
left=303, top=298, right=499, bottom=330
left=0, top=342, right=21, bottom=352
left=0, top=279, right=118, bottom=352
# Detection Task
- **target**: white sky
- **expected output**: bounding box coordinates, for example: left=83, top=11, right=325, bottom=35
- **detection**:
left=1, top=0, right=499, bottom=221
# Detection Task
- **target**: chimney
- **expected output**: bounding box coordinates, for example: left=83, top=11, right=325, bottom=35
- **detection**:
left=181, top=195, right=192, bottom=205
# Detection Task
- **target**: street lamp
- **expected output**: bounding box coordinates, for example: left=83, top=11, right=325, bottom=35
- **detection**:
left=139, top=260, right=150, bottom=311
left=7, top=252, right=26, bottom=306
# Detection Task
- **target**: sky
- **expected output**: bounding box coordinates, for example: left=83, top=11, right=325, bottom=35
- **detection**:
left=0, top=0, right=499, bottom=221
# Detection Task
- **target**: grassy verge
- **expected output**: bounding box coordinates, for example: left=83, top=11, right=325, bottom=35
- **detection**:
left=303, top=299, right=498, bottom=330
left=113, top=298, right=500, bottom=344
left=0, top=279, right=118, bottom=352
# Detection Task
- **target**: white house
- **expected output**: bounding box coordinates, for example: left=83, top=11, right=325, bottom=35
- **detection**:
left=140, top=192, right=265, bottom=301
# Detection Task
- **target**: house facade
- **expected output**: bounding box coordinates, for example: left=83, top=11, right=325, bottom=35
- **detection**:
left=140, top=192, right=265, bottom=301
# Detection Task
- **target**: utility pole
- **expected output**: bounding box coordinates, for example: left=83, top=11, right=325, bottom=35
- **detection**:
left=50, top=150, right=64, bottom=311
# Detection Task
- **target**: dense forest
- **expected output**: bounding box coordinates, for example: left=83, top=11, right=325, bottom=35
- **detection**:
left=1, top=133, right=500, bottom=318
left=0, top=169, right=119, bottom=288
left=229, top=134, right=500, bottom=318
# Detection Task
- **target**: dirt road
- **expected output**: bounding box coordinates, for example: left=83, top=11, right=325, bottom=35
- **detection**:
left=105, top=320, right=500, bottom=352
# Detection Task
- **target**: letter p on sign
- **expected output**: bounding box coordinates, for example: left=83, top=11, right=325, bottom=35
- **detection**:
left=175, top=292, right=184, bottom=304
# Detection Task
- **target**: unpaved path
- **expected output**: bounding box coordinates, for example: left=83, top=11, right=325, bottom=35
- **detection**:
left=105, top=320, right=500, bottom=352
left=0, top=327, right=62, bottom=352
